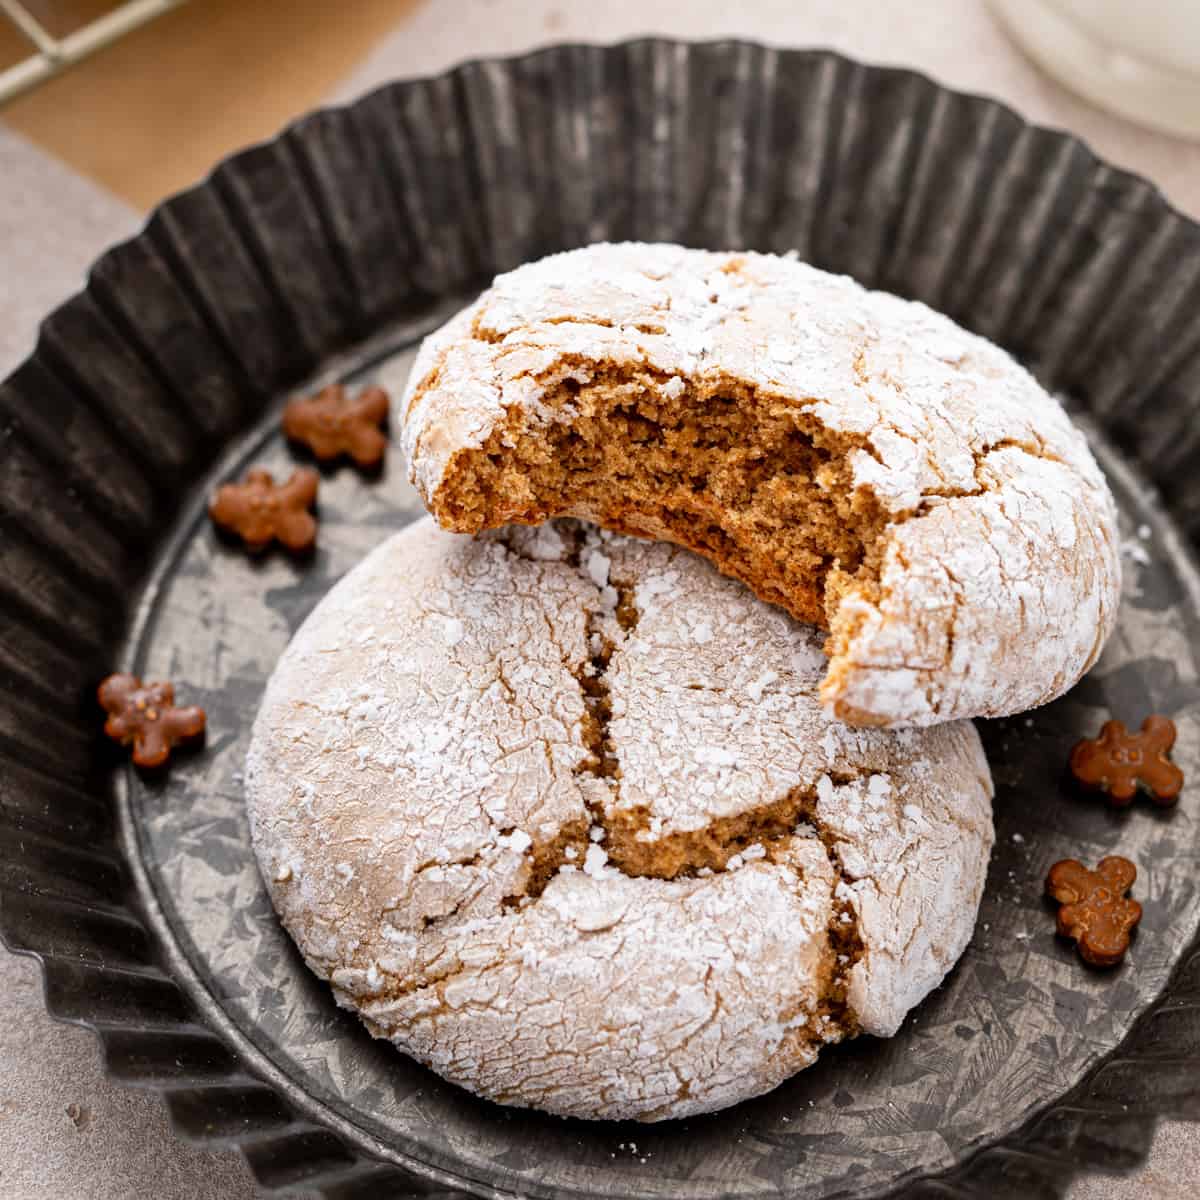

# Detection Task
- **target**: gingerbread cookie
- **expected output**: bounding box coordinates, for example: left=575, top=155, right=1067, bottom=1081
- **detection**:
left=282, top=384, right=389, bottom=469
left=98, top=673, right=206, bottom=769
left=1070, top=715, right=1183, bottom=806
left=399, top=244, right=1121, bottom=728
left=247, top=517, right=994, bottom=1121
left=1046, top=857, right=1142, bottom=967
left=209, top=467, right=319, bottom=554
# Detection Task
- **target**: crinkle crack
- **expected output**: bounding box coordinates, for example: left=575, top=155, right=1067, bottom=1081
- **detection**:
left=345, top=529, right=864, bottom=1043
left=459, top=526, right=868, bottom=1036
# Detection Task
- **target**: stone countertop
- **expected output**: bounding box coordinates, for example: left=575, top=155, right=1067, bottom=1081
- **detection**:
left=1, top=2, right=1197, bottom=1197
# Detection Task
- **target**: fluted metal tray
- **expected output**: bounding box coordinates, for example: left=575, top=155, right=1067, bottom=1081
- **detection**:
left=2, top=39, right=1200, bottom=1200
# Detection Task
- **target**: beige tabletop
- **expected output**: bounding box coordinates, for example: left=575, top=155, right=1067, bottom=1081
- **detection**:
left=1, top=3, right=1198, bottom=1197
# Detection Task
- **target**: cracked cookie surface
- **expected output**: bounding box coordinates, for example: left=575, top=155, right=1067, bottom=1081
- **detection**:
left=399, top=242, right=1121, bottom=728
left=246, top=517, right=994, bottom=1121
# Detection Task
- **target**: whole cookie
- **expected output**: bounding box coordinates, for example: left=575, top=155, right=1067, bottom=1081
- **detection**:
left=247, top=518, right=994, bottom=1121
left=398, top=243, right=1121, bottom=728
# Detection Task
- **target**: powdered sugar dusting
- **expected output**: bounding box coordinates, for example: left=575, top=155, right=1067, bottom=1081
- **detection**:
left=583, top=843, right=611, bottom=878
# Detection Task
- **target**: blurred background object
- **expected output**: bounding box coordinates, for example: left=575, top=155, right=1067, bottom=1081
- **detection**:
left=990, top=0, right=1200, bottom=138
left=0, top=0, right=420, bottom=207
left=4, top=1, right=1199, bottom=214
left=0, top=0, right=183, bottom=103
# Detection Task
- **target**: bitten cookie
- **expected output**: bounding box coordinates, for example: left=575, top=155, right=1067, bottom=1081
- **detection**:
left=398, top=243, right=1121, bottom=728
left=246, top=517, right=995, bottom=1121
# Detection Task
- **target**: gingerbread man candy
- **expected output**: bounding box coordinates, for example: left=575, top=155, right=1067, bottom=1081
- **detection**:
left=1070, top=715, right=1183, bottom=807
left=98, top=674, right=206, bottom=769
left=1046, top=856, right=1142, bottom=967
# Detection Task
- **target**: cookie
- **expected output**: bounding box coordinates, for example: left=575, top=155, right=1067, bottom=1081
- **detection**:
left=246, top=517, right=994, bottom=1121
left=282, top=384, right=389, bottom=469
left=398, top=243, right=1121, bottom=728
left=1046, top=857, right=1142, bottom=967
left=98, top=673, right=206, bottom=769
left=209, top=466, right=319, bottom=554
left=1070, top=715, right=1183, bottom=806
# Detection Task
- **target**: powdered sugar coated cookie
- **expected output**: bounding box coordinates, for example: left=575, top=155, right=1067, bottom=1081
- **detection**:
left=246, top=518, right=994, bottom=1120
left=400, top=243, right=1120, bottom=728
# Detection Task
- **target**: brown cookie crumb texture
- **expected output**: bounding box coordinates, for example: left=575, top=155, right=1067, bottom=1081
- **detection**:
left=282, top=384, right=389, bottom=469
left=436, top=372, right=884, bottom=631
left=1070, top=715, right=1184, bottom=807
left=98, top=673, right=206, bottom=769
left=1046, top=856, right=1142, bottom=968
left=209, top=466, right=319, bottom=554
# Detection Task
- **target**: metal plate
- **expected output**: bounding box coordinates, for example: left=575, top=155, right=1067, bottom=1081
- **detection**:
left=3, top=40, right=1200, bottom=1200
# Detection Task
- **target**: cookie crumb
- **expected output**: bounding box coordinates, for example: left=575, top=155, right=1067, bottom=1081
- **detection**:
left=585, top=550, right=611, bottom=589
left=1121, top=538, right=1151, bottom=566
left=498, top=829, right=533, bottom=855
left=583, top=844, right=610, bottom=878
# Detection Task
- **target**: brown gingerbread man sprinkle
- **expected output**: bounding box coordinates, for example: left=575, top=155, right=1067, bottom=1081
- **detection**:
left=282, top=384, right=389, bottom=469
left=1070, top=715, right=1183, bottom=807
left=1046, top=856, right=1142, bottom=968
left=209, top=467, right=319, bottom=554
left=98, top=674, right=206, bottom=769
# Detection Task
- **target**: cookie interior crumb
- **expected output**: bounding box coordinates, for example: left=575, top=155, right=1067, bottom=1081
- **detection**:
left=433, top=366, right=888, bottom=635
